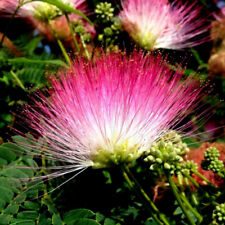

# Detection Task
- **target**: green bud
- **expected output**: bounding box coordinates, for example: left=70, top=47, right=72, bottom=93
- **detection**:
left=98, top=34, right=104, bottom=41
left=164, top=163, right=171, bottom=170
left=95, top=2, right=114, bottom=21
left=104, top=27, right=113, bottom=36
left=204, top=147, right=220, bottom=161
left=156, top=158, right=162, bottom=164
left=213, top=203, right=225, bottom=224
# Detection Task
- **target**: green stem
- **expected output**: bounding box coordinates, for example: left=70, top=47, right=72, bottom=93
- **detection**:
left=80, top=35, right=90, bottom=59
left=48, top=19, right=71, bottom=66
left=123, top=165, right=170, bottom=225
left=10, top=70, right=27, bottom=91
left=179, top=193, right=202, bottom=223
left=166, top=172, right=196, bottom=225
left=183, top=172, right=200, bottom=189
left=64, top=14, right=80, bottom=52
left=192, top=170, right=216, bottom=187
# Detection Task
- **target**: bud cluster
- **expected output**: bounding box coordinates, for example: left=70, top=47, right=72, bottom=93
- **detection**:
left=144, top=132, right=189, bottom=174
left=73, top=21, right=92, bottom=43
left=95, top=2, right=121, bottom=48
left=202, top=147, right=224, bottom=175
left=213, top=203, right=225, bottom=224
left=95, top=2, right=114, bottom=22
left=178, top=160, right=198, bottom=175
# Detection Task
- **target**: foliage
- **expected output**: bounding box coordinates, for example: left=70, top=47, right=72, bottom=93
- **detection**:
left=0, top=0, right=224, bottom=225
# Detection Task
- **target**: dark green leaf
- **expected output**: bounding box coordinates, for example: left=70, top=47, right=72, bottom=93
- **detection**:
left=95, top=212, right=105, bottom=223
left=17, top=211, right=38, bottom=220
left=0, top=214, right=11, bottom=224
left=10, top=218, right=36, bottom=225
left=0, top=186, right=14, bottom=202
left=5, top=204, right=19, bottom=214
left=0, top=168, right=29, bottom=178
left=0, top=143, right=17, bottom=162
left=42, top=199, right=58, bottom=214
left=72, top=219, right=100, bottom=225
left=0, top=199, right=6, bottom=211
left=0, top=158, right=7, bottom=166
left=63, top=209, right=95, bottom=224
left=52, top=214, right=63, bottom=225
left=104, top=218, right=116, bottom=225
left=23, top=201, right=40, bottom=210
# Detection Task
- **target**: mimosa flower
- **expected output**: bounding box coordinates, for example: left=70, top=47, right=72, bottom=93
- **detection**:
left=17, top=51, right=205, bottom=178
left=0, top=0, right=95, bottom=43
left=119, top=0, right=209, bottom=50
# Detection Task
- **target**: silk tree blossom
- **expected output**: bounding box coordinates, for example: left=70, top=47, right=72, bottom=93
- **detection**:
left=17, top=51, right=205, bottom=179
left=0, top=0, right=94, bottom=42
left=119, top=0, right=209, bottom=50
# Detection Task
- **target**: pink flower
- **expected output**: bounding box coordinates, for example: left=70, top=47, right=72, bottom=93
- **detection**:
left=119, top=0, right=209, bottom=50
left=0, top=0, right=95, bottom=44
left=17, top=51, right=205, bottom=178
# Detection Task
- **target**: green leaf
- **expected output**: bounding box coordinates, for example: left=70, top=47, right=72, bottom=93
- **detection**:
left=0, top=168, right=29, bottom=178
left=0, top=186, right=14, bottom=202
left=0, top=214, right=11, bottom=224
left=173, top=206, right=182, bottom=215
left=42, top=199, right=58, bottom=214
left=14, top=193, right=27, bottom=204
left=0, top=158, right=7, bottom=166
left=38, top=213, right=52, bottom=225
left=32, top=0, right=92, bottom=24
left=72, top=219, right=100, bottom=225
left=23, top=201, right=40, bottom=210
left=0, top=143, right=17, bottom=162
left=17, top=211, right=38, bottom=220
left=0, top=199, right=6, bottom=211
left=104, top=218, right=116, bottom=225
left=10, top=218, right=36, bottom=225
left=63, top=209, right=95, bottom=224
left=5, top=204, right=19, bottom=214
left=52, top=214, right=63, bottom=225
left=95, top=212, right=105, bottom=223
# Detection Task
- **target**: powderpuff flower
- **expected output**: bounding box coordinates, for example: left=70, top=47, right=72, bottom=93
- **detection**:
left=0, top=0, right=95, bottom=43
left=119, top=0, right=209, bottom=50
left=17, top=51, right=205, bottom=178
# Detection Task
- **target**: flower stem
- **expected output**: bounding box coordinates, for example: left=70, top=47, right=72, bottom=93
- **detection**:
left=48, top=19, right=71, bottom=66
left=64, top=14, right=80, bottom=52
left=122, top=165, right=169, bottom=225
left=192, top=170, right=216, bottom=187
left=165, top=172, right=196, bottom=225
left=80, top=35, right=90, bottom=59
left=183, top=172, right=200, bottom=189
